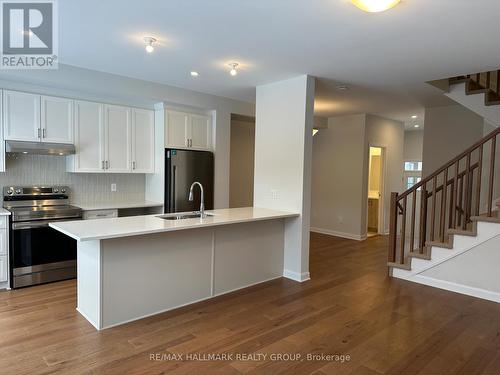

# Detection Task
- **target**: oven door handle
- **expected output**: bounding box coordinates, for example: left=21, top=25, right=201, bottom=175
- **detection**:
left=12, top=218, right=81, bottom=230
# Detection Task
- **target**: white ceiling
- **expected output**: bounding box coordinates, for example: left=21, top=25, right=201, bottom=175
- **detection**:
left=58, top=0, right=500, bottom=123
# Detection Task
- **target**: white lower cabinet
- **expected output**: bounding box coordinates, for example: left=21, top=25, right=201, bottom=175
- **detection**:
left=0, top=218, right=8, bottom=285
left=0, top=256, right=7, bottom=283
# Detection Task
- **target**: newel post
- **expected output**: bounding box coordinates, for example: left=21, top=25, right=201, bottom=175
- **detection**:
left=388, top=192, right=399, bottom=264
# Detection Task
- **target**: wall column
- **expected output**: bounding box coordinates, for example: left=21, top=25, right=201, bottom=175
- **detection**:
left=253, top=75, right=315, bottom=282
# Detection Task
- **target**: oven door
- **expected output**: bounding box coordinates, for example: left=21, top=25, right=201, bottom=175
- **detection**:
left=10, top=218, right=81, bottom=287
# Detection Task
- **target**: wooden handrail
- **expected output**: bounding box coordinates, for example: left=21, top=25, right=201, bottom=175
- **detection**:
left=397, top=127, right=500, bottom=201
left=388, top=124, right=499, bottom=268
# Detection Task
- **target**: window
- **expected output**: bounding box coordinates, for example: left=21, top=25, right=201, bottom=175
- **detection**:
left=403, top=160, right=423, bottom=191
left=405, top=176, right=422, bottom=190
left=404, top=161, right=422, bottom=171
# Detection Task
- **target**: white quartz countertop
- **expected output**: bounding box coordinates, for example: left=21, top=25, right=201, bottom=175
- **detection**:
left=72, top=201, right=163, bottom=211
left=0, top=208, right=11, bottom=216
left=50, top=207, right=299, bottom=242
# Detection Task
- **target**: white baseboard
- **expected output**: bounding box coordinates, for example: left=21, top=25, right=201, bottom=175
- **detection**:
left=310, top=227, right=366, bottom=241
left=283, top=269, right=311, bottom=282
left=410, top=275, right=500, bottom=304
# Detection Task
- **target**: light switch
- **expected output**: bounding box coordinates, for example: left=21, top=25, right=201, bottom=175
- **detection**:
left=111, top=183, right=117, bottom=192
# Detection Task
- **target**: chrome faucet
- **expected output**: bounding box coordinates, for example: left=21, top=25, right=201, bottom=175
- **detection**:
left=188, top=182, right=206, bottom=218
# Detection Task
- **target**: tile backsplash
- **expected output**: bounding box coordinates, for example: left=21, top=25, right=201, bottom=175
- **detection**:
left=0, top=154, right=146, bottom=204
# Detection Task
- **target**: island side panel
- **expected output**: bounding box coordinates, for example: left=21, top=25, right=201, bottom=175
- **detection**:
left=77, top=240, right=102, bottom=329
left=213, top=220, right=284, bottom=295
left=100, top=228, right=213, bottom=329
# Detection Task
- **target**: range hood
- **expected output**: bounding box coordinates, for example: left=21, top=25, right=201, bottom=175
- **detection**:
left=5, top=140, right=76, bottom=156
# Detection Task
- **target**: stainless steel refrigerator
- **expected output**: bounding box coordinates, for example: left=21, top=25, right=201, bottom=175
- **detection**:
left=164, top=149, right=214, bottom=213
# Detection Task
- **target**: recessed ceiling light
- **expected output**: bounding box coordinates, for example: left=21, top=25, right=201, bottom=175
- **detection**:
left=414, top=124, right=420, bottom=128
left=351, top=0, right=401, bottom=12
left=336, top=85, right=349, bottom=91
left=411, top=115, right=418, bottom=119
left=229, top=63, right=239, bottom=76
left=143, top=37, right=157, bottom=53
left=313, top=129, right=319, bottom=136
left=190, top=71, right=199, bottom=77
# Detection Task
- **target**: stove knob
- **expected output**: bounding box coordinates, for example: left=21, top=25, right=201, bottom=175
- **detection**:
left=15, top=189, right=21, bottom=194
left=6, top=189, right=13, bottom=195
left=53, top=188, right=59, bottom=193
left=61, top=188, right=66, bottom=193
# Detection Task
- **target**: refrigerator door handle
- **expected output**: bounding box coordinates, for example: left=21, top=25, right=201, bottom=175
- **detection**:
left=172, top=165, right=177, bottom=212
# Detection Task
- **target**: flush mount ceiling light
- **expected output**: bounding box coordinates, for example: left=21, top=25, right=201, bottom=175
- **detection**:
left=411, top=115, right=418, bottom=119
left=229, top=63, right=239, bottom=76
left=144, top=37, right=157, bottom=53
left=351, top=0, right=401, bottom=12
left=336, top=85, right=349, bottom=91
left=414, top=124, right=420, bottom=128
left=190, top=71, right=199, bottom=77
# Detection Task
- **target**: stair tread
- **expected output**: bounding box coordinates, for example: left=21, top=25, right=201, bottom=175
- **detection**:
left=387, top=262, right=411, bottom=270
left=425, top=240, right=453, bottom=249
left=471, top=215, right=500, bottom=223
left=408, top=252, right=431, bottom=260
left=447, top=228, right=476, bottom=237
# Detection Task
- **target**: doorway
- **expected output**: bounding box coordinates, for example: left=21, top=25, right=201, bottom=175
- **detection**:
left=367, top=146, right=385, bottom=237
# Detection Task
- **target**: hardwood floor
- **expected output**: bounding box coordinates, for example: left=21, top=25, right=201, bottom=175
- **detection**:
left=1, top=233, right=500, bottom=374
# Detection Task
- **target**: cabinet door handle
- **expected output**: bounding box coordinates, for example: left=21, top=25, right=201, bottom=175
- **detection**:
left=106, top=161, right=109, bottom=169
left=132, top=161, right=136, bottom=170
left=42, top=128, right=46, bottom=138
left=38, top=128, right=41, bottom=139
left=102, top=161, right=105, bottom=170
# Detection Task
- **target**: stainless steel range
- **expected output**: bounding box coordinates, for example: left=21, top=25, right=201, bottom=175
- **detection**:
left=3, top=186, right=82, bottom=288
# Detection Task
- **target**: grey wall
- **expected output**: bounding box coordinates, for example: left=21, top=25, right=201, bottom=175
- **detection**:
left=229, top=119, right=255, bottom=208
left=311, top=113, right=404, bottom=239
left=404, top=130, right=424, bottom=161
left=422, top=105, right=484, bottom=177
left=311, top=114, right=366, bottom=239
left=0, top=154, right=145, bottom=204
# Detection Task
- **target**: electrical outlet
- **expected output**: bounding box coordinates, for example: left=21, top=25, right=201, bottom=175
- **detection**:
left=111, top=183, right=117, bottom=192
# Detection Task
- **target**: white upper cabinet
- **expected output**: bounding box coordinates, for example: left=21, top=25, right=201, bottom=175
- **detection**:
left=166, top=111, right=189, bottom=148
left=71, top=100, right=105, bottom=173
left=165, top=110, right=212, bottom=151
left=104, top=105, right=132, bottom=173
left=3, top=90, right=40, bottom=142
left=131, top=109, right=154, bottom=173
left=41, top=95, right=74, bottom=144
left=190, top=114, right=212, bottom=150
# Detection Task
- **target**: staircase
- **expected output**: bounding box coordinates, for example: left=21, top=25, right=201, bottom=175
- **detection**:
left=430, top=70, right=500, bottom=126
left=388, top=126, right=500, bottom=301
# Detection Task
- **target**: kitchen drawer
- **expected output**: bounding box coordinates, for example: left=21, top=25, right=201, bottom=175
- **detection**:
left=0, top=230, right=7, bottom=255
left=0, top=256, right=7, bottom=283
left=83, top=209, right=118, bottom=220
left=0, top=216, right=7, bottom=229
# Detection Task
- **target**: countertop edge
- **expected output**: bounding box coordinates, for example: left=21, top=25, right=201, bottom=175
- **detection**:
left=49, top=212, right=298, bottom=242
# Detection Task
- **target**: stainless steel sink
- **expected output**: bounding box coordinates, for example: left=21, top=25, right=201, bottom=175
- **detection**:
left=156, top=213, right=214, bottom=220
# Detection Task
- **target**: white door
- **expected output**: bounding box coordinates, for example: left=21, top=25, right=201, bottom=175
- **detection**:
left=3, top=90, right=40, bottom=142
left=74, top=101, right=105, bottom=172
left=189, top=114, right=212, bottom=150
left=105, top=105, right=131, bottom=173
left=131, top=109, right=155, bottom=173
left=166, top=111, right=188, bottom=148
left=41, top=95, right=74, bottom=144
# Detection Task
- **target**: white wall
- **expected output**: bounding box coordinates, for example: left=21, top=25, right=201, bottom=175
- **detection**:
left=422, top=104, right=484, bottom=178
left=254, top=75, right=315, bottom=282
left=311, top=114, right=366, bottom=239
left=364, top=115, right=405, bottom=234
left=0, top=64, right=255, bottom=208
left=404, top=130, right=424, bottom=161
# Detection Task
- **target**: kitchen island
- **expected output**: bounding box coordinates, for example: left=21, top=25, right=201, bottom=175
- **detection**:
left=50, top=207, right=298, bottom=330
